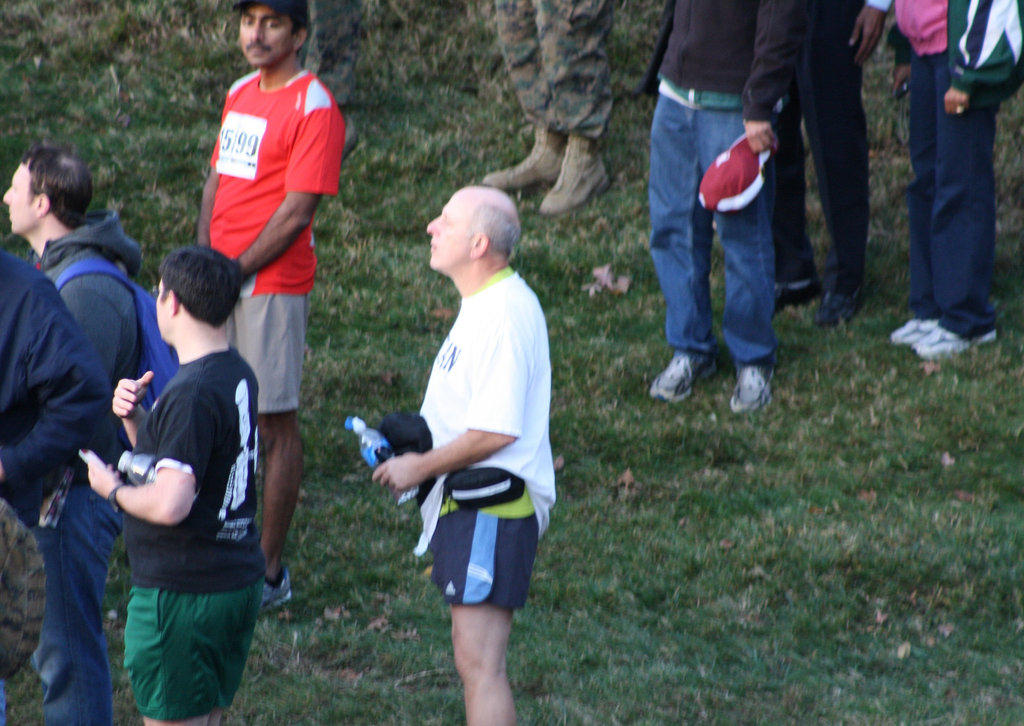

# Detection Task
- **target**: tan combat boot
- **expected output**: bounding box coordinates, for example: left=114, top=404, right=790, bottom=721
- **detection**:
left=482, top=126, right=566, bottom=190
left=539, top=135, right=609, bottom=216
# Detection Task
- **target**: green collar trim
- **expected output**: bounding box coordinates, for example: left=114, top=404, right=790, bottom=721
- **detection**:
left=473, top=267, right=514, bottom=296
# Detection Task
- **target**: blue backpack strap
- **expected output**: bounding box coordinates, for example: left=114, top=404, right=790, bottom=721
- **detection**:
left=53, top=256, right=179, bottom=416
left=54, top=257, right=128, bottom=290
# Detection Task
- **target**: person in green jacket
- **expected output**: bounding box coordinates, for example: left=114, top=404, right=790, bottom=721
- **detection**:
left=888, top=0, right=1024, bottom=359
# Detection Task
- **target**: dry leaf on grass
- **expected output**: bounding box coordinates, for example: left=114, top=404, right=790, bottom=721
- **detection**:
left=719, top=539, right=734, bottom=550
left=430, top=307, right=455, bottom=319
left=897, top=641, right=912, bottom=659
left=582, top=264, right=631, bottom=297
left=367, top=614, right=389, bottom=632
left=392, top=628, right=420, bottom=641
left=919, top=360, right=942, bottom=375
left=553, top=454, right=565, bottom=472
left=954, top=490, right=974, bottom=503
left=323, top=606, right=347, bottom=621
left=938, top=623, right=955, bottom=638
left=940, top=451, right=956, bottom=467
left=875, top=610, right=888, bottom=625
left=616, top=468, right=636, bottom=495
left=857, top=489, right=877, bottom=503
left=337, top=668, right=363, bottom=682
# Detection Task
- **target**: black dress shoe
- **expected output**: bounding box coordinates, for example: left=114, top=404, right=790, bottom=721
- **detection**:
left=814, top=289, right=862, bottom=328
left=774, top=278, right=821, bottom=313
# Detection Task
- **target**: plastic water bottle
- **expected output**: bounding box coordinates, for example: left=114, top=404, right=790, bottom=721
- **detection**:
left=344, top=416, right=393, bottom=466
left=345, top=416, right=417, bottom=505
left=117, top=451, right=158, bottom=485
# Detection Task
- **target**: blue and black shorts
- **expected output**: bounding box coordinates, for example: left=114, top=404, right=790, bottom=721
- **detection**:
left=429, top=508, right=539, bottom=609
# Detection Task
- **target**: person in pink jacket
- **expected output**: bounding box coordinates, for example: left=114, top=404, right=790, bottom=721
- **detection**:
left=889, top=0, right=1024, bottom=359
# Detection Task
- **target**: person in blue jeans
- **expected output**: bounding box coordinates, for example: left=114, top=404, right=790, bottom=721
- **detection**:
left=3, top=142, right=145, bottom=725
left=645, top=0, right=805, bottom=413
left=0, top=248, right=108, bottom=724
left=889, top=0, right=1024, bottom=359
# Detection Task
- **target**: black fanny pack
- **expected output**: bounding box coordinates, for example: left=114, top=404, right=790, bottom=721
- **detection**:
left=445, top=467, right=525, bottom=509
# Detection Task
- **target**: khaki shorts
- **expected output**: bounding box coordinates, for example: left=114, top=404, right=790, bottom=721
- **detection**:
left=226, top=294, right=309, bottom=413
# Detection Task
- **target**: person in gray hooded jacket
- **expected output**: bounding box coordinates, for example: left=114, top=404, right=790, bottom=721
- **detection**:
left=2, top=142, right=142, bottom=726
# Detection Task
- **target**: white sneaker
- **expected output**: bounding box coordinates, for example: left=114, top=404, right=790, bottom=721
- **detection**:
left=911, top=325, right=996, bottom=360
left=730, top=366, right=773, bottom=413
left=649, top=353, right=716, bottom=402
left=890, top=318, right=939, bottom=345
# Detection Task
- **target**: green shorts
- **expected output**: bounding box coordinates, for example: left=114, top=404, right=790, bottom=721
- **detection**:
left=124, top=581, right=261, bottom=721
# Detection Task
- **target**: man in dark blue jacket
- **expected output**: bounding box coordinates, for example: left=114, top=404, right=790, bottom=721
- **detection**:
left=0, top=248, right=108, bottom=720
left=0, top=250, right=107, bottom=522
left=4, top=141, right=144, bottom=726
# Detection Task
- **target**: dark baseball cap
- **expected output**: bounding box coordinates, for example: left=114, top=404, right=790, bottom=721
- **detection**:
left=232, top=0, right=308, bottom=29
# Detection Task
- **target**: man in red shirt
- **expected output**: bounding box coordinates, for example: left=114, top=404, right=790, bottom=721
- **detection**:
left=197, top=0, right=345, bottom=608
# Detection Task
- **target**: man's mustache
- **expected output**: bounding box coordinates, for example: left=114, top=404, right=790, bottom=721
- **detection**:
left=245, top=43, right=271, bottom=53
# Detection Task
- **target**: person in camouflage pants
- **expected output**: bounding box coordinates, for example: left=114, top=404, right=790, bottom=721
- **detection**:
left=306, top=0, right=360, bottom=158
left=483, top=0, right=613, bottom=216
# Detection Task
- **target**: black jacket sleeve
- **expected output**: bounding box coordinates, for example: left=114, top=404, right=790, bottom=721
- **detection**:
left=636, top=0, right=676, bottom=96
left=744, top=0, right=807, bottom=121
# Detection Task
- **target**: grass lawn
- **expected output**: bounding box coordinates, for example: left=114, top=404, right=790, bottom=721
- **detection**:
left=2, top=1, right=1024, bottom=723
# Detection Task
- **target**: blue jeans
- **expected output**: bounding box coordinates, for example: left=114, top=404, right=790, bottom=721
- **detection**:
left=31, top=485, right=121, bottom=726
left=907, top=52, right=997, bottom=338
left=649, top=95, right=776, bottom=368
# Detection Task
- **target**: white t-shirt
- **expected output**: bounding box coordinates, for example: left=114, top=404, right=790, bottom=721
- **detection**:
left=420, top=270, right=555, bottom=536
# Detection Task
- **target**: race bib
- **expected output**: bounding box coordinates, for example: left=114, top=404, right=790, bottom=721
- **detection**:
left=216, top=111, right=267, bottom=180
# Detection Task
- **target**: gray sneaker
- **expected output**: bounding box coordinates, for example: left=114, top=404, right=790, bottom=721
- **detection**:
left=261, top=566, right=292, bottom=610
left=730, top=366, right=773, bottom=413
left=649, top=353, right=716, bottom=402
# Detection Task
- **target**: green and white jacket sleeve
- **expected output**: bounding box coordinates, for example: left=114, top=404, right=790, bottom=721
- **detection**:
left=949, top=0, right=1024, bottom=104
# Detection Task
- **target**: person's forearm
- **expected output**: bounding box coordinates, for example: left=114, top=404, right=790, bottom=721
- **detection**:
left=196, top=169, right=219, bottom=247
left=372, top=429, right=516, bottom=494
left=418, top=430, right=517, bottom=482
left=236, top=192, right=321, bottom=277
left=121, top=416, right=142, bottom=449
left=91, top=464, right=195, bottom=526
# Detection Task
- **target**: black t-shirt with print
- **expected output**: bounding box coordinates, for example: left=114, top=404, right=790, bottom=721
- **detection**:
left=123, top=349, right=265, bottom=593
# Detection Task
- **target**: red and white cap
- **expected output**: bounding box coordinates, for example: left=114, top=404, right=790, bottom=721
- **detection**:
left=698, top=134, right=774, bottom=214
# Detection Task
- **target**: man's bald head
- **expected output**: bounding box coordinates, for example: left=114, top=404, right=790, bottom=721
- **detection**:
left=457, top=186, right=521, bottom=260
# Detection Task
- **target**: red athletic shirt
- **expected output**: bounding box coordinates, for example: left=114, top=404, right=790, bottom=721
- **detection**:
left=210, top=70, right=345, bottom=295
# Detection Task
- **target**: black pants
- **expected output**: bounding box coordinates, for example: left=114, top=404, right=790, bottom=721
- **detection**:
left=772, top=0, right=869, bottom=297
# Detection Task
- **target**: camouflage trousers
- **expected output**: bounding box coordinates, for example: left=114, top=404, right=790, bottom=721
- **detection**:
left=495, top=0, right=613, bottom=139
left=306, top=0, right=361, bottom=106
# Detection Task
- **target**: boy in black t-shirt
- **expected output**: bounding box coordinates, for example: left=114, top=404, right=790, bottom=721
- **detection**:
left=86, top=246, right=264, bottom=725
